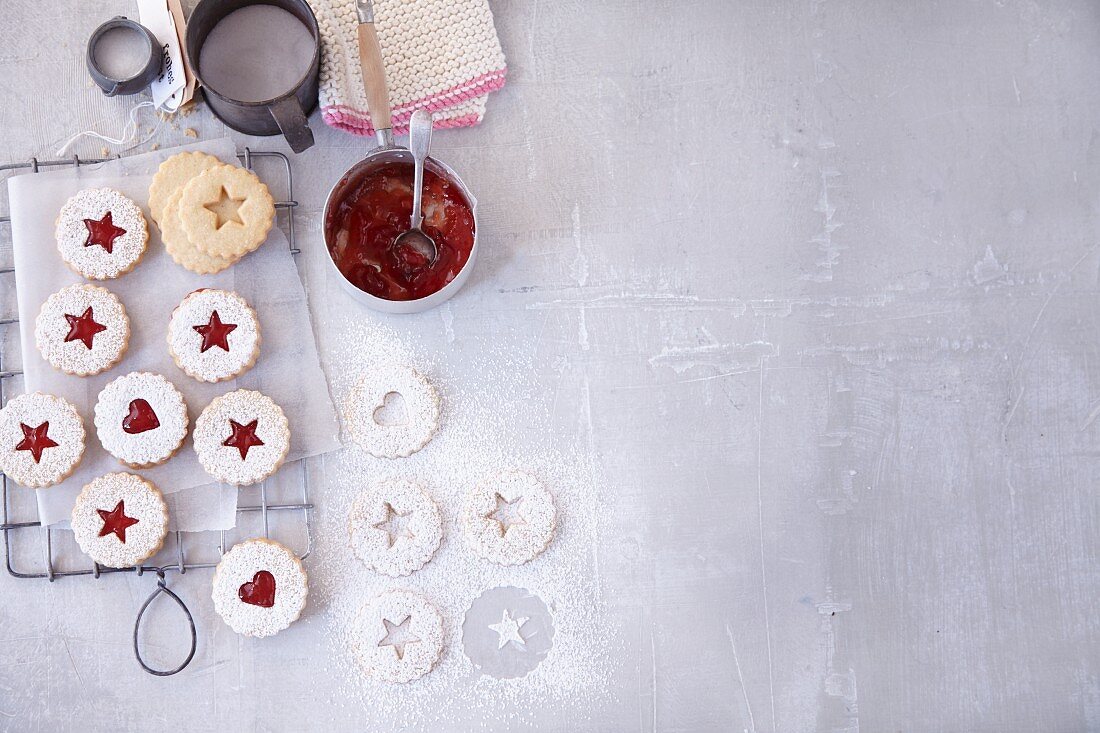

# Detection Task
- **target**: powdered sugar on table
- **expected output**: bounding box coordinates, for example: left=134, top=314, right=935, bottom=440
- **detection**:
left=309, top=314, right=614, bottom=727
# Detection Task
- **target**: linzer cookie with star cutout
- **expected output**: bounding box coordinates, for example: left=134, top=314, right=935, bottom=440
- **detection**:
left=167, top=289, right=261, bottom=383
left=71, top=472, right=168, bottom=568
left=0, top=392, right=85, bottom=488
left=463, top=470, right=557, bottom=566
left=34, top=284, right=130, bottom=376
left=94, top=372, right=189, bottom=468
left=353, top=590, right=444, bottom=683
left=211, top=538, right=308, bottom=637
left=194, top=389, right=289, bottom=485
left=55, top=188, right=149, bottom=280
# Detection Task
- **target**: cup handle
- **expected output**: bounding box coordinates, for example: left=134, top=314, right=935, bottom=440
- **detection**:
left=270, top=96, right=314, bottom=154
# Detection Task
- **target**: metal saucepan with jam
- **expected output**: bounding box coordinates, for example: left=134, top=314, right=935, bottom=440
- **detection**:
left=322, top=0, right=478, bottom=313
left=324, top=160, right=475, bottom=303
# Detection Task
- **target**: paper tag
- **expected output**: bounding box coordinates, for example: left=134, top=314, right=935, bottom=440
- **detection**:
left=137, top=0, right=187, bottom=112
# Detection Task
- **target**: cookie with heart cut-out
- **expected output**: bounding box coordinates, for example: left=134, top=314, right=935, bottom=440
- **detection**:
left=94, top=372, right=189, bottom=468
left=212, top=538, right=308, bottom=638
left=343, top=364, right=441, bottom=459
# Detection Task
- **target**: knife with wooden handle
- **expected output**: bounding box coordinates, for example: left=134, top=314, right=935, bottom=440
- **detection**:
left=356, top=0, right=394, bottom=148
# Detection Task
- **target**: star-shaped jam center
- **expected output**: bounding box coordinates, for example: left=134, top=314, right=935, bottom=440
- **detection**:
left=14, top=422, right=59, bottom=463
left=193, top=310, right=237, bottom=353
left=377, top=616, right=420, bottom=661
left=64, top=306, right=107, bottom=349
left=83, top=211, right=127, bottom=254
left=204, top=186, right=246, bottom=229
left=96, top=500, right=140, bottom=543
left=372, top=502, right=415, bottom=548
left=223, top=419, right=264, bottom=460
left=488, top=493, right=527, bottom=536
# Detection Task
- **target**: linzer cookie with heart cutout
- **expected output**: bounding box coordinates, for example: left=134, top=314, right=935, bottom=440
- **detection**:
left=71, top=472, right=168, bottom=568
left=343, top=364, right=441, bottom=459
left=94, top=372, right=189, bottom=468
left=55, top=188, right=149, bottom=280
left=0, top=392, right=85, bottom=488
left=193, top=389, right=290, bottom=485
left=168, top=289, right=261, bottom=383
left=211, top=538, right=308, bottom=637
left=34, top=284, right=130, bottom=376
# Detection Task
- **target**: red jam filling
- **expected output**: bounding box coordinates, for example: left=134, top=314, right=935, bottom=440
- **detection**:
left=122, top=399, right=160, bottom=434
left=64, top=306, right=107, bottom=349
left=83, top=211, right=127, bottom=254
left=15, top=422, right=59, bottom=463
left=193, top=310, right=237, bottom=353
left=324, top=162, right=475, bottom=301
left=223, top=419, right=264, bottom=460
left=97, top=500, right=139, bottom=543
left=238, top=570, right=276, bottom=607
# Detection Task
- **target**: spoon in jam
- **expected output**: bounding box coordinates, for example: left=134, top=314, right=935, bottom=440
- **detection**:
left=392, top=110, right=439, bottom=266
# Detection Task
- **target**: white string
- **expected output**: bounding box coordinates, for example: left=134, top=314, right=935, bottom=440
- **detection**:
left=55, top=100, right=160, bottom=157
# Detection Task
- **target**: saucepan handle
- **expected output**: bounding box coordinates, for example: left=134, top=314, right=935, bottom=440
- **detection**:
left=356, top=0, right=393, bottom=147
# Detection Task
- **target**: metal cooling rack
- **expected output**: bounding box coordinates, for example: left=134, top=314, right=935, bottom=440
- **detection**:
left=0, top=149, right=312, bottom=676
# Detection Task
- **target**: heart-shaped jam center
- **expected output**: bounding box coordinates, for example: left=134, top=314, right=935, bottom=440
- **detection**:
left=372, top=391, right=408, bottom=427
left=238, top=570, right=276, bottom=607
left=122, top=399, right=160, bottom=434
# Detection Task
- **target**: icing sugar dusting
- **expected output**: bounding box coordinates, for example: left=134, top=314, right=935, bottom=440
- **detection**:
left=212, top=538, right=308, bottom=638
left=0, top=392, right=86, bottom=488
left=70, top=472, right=167, bottom=568
left=311, top=315, right=613, bottom=727
left=34, top=284, right=129, bottom=376
left=55, top=188, right=148, bottom=279
left=167, top=288, right=260, bottom=382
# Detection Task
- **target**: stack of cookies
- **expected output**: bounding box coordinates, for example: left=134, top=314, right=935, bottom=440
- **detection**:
left=149, top=152, right=276, bottom=274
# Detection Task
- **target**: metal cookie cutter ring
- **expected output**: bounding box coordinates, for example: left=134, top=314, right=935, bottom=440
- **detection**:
left=87, top=17, right=162, bottom=97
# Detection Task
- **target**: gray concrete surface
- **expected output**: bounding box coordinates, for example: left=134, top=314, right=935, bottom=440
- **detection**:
left=2, top=1, right=1100, bottom=730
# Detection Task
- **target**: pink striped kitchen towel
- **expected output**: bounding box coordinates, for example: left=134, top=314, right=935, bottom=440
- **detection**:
left=309, top=0, right=507, bottom=136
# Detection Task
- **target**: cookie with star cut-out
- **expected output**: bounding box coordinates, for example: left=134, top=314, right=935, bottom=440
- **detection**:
left=168, top=289, right=261, bottom=383
left=463, top=470, right=557, bottom=566
left=353, top=590, right=444, bottom=683
left=71, top=472, right=167, bottom=568
left=194, top=389, right=289, bottom=486
left=35, top=284, right=130, bottom=377
left=55, top=188, right=149, bottom=280
left=348, top=479, right=444, bottom=577
left=177, top=164, right=274, bottom=260
left=0, top=392, right=85, bottom=488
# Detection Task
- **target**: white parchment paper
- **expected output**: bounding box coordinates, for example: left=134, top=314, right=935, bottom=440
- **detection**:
left=8, top=138, right=341, bottom=530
